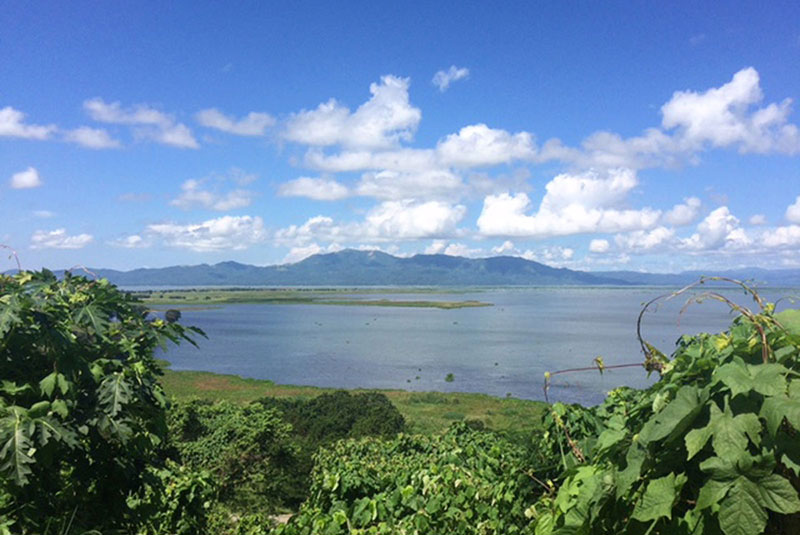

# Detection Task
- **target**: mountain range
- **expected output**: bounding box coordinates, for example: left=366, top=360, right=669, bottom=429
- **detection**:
left=16, top=249, right=800, bottom=288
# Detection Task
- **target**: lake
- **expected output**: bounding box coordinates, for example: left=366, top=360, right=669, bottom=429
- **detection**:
left=158, top=286, right=797, bottom=405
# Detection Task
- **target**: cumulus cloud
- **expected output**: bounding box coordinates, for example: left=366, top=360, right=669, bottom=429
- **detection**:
left=10, top=167, right=42, bottom=189
left=786, top=196, right=800, bottom=223
left=31, top=228, right=93, bottom=249
left=147, top=215, right=266, bottom=251
left=355, top=169, right=465, bottom=200
left=171, top=177, right=256, bottom=211
left=664, top=197, right=702, bottom=226
left=589, top=239, right=610, bottom=253
left=275, top=201, right=466, bottom=245
left=477, top=169, right=660, bottom=238
left=33, top=210, right=55, bottom=219
left=195, top=108, right=275, bottom=136
left=436, top=124, right=536, bottom=167
left=749, top=214, right=767, bottom=225
left=84, top=98, right=199, bottom=148
left=283, top=242, right=343, bottom=264
left=492, top=240, right=516, bottom=255
left=63, top=126, right=121, bottom=149
left=109, top=235, right=150, bottom=248
left=304, top=147, right=437, bottom=173
left=432, top=65, right=470, bottom=92
left=661, top=67, right=800, bottom=154
left=762, top=225, right=800, bottom=248
left=679, top=207, right=747, bottom=251
left=615, top=227, right=675, bottom=252
left=0, top=106, right=56, bottom=139
left=284, top=75, right=421, bottom=149
left=278, top=177, right=350, bottom=201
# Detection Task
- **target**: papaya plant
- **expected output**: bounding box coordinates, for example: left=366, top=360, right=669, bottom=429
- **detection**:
left=0, top=269, right=203, bottom=533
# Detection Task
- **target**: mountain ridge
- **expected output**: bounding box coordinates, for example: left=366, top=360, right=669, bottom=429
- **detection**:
left=6, top=249, right=800, bottom=287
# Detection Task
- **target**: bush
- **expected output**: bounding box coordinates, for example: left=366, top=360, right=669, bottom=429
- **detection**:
left=529, top=303, right=800, bottom=534
left=276, top=423, right=537, bottom=535
left=0, top=270, right=203, bottom=533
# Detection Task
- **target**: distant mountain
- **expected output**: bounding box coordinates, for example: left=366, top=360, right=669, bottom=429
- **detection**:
left=80, top=250, right=630, bottom=287
left=8, top=250, right=800, bottom=287
left=595, top=267, right=800, bottom=288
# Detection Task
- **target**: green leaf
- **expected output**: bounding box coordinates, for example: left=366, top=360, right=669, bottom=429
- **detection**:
left=718, top=477, right=767, bottom=535
left=760, top=385, right=800, bottom=437
left=638, top=385, right=707, bottom=445
left=749, top=364, right=788, bottom=397
left=0, top=409, right=35, bottom=486
left=39, top=372, right=57, bottom=398
left=707, top=402, right=761, bottom=460
left=685, top=425, right=712, bottom=460
left=98, top=373, right=131, bottom=417
left=0, top=294, right=21, bottom=338
left=632, top=472, right=686, bottom=522
left=756, top=474, right=800, bottom=514
left=696, top=479, right=732, bottom=510
left=714, top=362, right=752, bottom=398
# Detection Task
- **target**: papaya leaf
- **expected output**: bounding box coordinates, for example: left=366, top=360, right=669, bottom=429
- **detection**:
left=98, top=373, right=132, bottom=417
left=0, top=408, right=35, bottom=486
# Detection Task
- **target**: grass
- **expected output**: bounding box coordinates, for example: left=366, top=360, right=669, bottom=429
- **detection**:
left=159, top=367, right=547, bottom=435
left=136, top=288, right=492, bottom=309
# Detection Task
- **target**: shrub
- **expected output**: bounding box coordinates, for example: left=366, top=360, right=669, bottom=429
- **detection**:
left=0, top=270, right=202, bottom=533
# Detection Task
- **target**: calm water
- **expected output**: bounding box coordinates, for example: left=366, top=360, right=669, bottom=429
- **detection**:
left=159, top=287, right=796, bottom=405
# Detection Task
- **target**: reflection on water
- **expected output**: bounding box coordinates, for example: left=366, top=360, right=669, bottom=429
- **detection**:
left=159, top=287, right=795, bottom=405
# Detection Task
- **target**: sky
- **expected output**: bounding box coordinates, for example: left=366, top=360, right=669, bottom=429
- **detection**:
left=2, top=1, right=800, bottom=273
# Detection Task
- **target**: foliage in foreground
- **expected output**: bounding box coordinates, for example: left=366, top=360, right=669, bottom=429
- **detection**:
left=0, top=270, right=207, bottom=534
left=276, top=423, right=537, bottom=535
left=529, top=299, right=800, bottom=534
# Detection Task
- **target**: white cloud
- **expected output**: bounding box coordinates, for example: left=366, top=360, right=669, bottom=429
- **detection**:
left=31, top=228, right=93, bottom=249
left=436, top=124, right=536, bottom=167
left=589, top=239, right=610, bottom=253
left=355, top=169, right=464, bottom=200
left=762, top=225, right=800, bottom=248
left=492, top=240, right=515, bottom=255
left=84, top=98, right=199, bottom=149
left=109, top=235, right=150, bottom=248
left=283, top=242, right=343, bottom=264
left=304, top=147, right=437, bottom=173
left=33, top=210, right=55, bottom=218
left=195, top=108, right=275, bottom=136
left=362, top=200, right=466, bottom=240
left=63, top=126, right=121, bottom=149
left=171, top=178, right=255, bottom=211
left=275, top=201, right=466, bottom=245
left=477, top=169, right=661, bottom=238
left=10, top=167, right=42, bottom=189
left=661, top=67, right=800, bottom=154
left=0, top=106, right=56, bottom=139
left=278, top=177, right=350, bottom=201
left=432, top=65, right=470, bottom=92
left=284, top=75, right=421, bottom=149
left=749, top=214, right=767, bottom=225
left=786, top=196, right=800, bottom=223
left=679, top=207, right=745, bottom=251
left=615, top=227, right=675, bottom=252
left=520, top=246, right=575, bottom=265
left=664, top=197, right=702, bottom=226
left=147, top=215, right=266, bottom=251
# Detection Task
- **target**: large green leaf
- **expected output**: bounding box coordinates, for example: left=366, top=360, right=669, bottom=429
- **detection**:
left=707, top=402, right=761, bottom=459
left=718, top=477, right=767, bottom=535
left=756, top=474, right=800, bottom=514
left=0, top=294, right=21, bottom=338
left=638, top=385, right=707, bottom=445
left=98, top=373, right=132, bottom=417
left=760, top=382, right=800, bottom=437
left=713, top=361, right=788, bottom=398
left=0, top=408, right=34, bottom=486
left=632, top=472, right=686, bottom=522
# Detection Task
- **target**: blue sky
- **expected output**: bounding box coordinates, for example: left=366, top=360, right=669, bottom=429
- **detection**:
left=2, top=1, right=799, bottom=272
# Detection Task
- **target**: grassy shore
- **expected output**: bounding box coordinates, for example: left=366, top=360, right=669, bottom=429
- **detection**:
left=160, top=367, right=546, bottom=435
left=136, top=287, right=492, bottom=309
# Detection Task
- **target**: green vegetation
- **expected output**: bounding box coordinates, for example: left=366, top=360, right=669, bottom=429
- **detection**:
left=159, top=368, right=547, bottom=435
left=0, top=270, right=205, bottom=534
left=136, top=287, right=492, bottom=309
left=4, top=270, right=800, bottom=534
